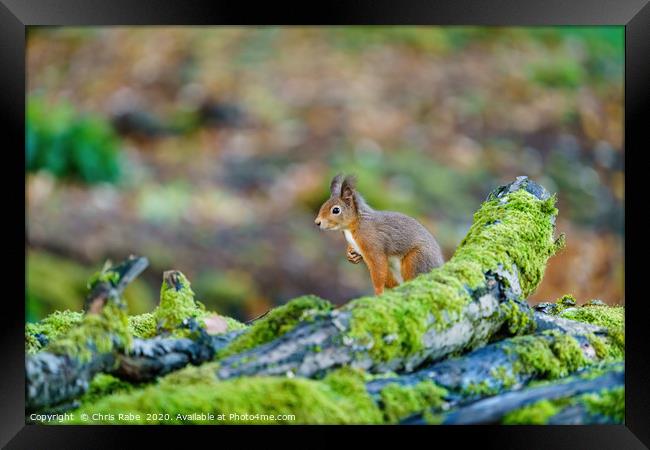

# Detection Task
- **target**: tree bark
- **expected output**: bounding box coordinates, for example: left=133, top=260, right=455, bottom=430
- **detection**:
left=365, top=330, right=608, bottom=404
left=112, top=328, right=243, bottom=382
left=401, top=363, right=623, bottom=424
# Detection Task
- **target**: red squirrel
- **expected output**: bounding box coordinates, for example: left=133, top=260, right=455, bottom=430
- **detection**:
left=315, top=174, right=444, bottom=295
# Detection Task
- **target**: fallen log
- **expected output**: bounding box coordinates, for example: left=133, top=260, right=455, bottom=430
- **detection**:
left=26, top=264, right=246, bottom=411
left=26, top=257, right=147, bottom=412
left=39, top=295, right=624, bottom=424
left=113, top=326, right=243, bottom=382
left=401, top=362, right=624, bottom=424
left=366, top=330, right=616, bottom=404
left=216, top=176, right=565, bottom=379
left=53, top=341, right=623, bottom=425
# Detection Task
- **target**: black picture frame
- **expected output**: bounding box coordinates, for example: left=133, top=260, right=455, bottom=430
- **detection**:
left=3, top=0, right=648, bottom=447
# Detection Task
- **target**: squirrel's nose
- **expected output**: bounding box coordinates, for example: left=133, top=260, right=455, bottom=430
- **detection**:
left=315, top=219, right=321, bottom=227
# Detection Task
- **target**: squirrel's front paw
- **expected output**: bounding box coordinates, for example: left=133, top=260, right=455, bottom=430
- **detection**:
left=346, top=249, right=363, bottom=264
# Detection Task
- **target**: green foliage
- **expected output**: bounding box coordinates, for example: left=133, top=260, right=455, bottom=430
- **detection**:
left=86, top=261, right=121, bottom=290
left=528, top=58, right=585, bottom=89
left=26, top=97, right=122, bottom=183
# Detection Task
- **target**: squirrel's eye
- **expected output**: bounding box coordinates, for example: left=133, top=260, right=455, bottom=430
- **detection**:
left=332, top=206, right=341, bottom=215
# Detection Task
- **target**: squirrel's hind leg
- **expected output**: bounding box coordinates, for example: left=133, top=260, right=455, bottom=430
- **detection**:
left=385, top=267, right=400, bottom=289
left=401, top=248, right=431, bottom=281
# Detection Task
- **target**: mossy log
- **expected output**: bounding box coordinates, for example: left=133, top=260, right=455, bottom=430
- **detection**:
left=217, top=176, right=564, bottom=379
left=402, top=362, right=624, bottom=424
left=26, top=266, right=250, bottom=411
left=26, top=257, right=148, bottom=412
left=51, top=320, right=623, bottom=424
left=366, top=329, right=618, bottom=405
left=112, top=327, right=243, bottom=382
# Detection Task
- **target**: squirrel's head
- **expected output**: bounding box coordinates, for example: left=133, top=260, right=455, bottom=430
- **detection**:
left=315, top=174, right=358, bottom=231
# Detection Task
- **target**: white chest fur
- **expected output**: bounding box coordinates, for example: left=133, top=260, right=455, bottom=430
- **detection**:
left=343, top=230, right=404, bottom=284
left=343, top=230, right=362, bottom=255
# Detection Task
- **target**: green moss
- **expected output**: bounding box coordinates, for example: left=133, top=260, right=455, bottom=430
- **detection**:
left=62, top=366, right=385, bottom=424
left=362, top=371, right=401, bottom=382
left=86, top=261, right=121, bottom=290
left=560, top=304, right=625, bottom=359
left=502, top=399, right=565, bottom=424
left=27, top=307, right=241, bottom=352
left=45, top=301, right=132, bottom=363
left=128, top=313, right=158, bottom=339
left=58, top=364, right=449, bottom=425
left=581, top=387, right=624, bottom=422
left=422, top=410, right=445, bottom=424
left=490, top=365, right=518, bottom=389
left=502, top=386, right=624, bottom=424
left=379, top=381, right=448, bottom=422
left=25, top=310, right=84, bottom=354
left=560, top=305, right=624, bottom=332
left=79, top=373, right=134, bottom=405
left=463, top=379, right=500, bottom=397
left=537, top=298, right=624, bottom=361
left=500, top=299, right=534, bottom=335
left=344, top=188, right=560, bottom=362
left=157, top=362, right=221, bottom=386
left=558, top=294, right=577, bottom=308
left=585, top=333, right=608, bottom=360
left=154, top=272, right=205, bottom=334
left=218, top=295, right=332, bottom=358
left=507, top=331, right=589, bottom=379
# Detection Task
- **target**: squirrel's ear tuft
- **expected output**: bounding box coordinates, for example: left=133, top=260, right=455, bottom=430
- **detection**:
left=330, top=173, right=344, bottom=196
left=341, top=175, right=357, bottom=204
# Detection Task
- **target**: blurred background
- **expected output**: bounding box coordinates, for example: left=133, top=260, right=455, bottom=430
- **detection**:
left=26, top=26, right=624, bottom=323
